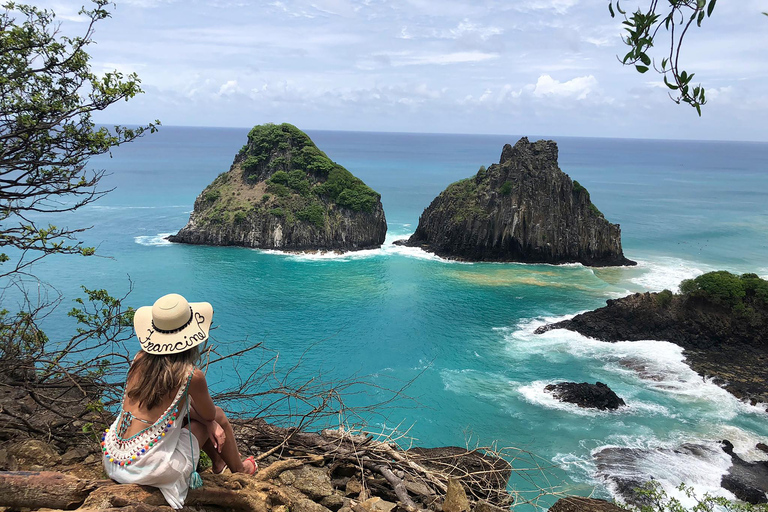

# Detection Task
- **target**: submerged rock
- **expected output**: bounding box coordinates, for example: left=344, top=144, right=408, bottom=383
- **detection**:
left=400, top=137, right=635, bottom=266
left=169, top=123, right=387, bottom=251
left=544, top=382, right=626, bottom=410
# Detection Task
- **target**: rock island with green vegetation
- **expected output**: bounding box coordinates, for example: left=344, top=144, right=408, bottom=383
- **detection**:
left=398, top=137, right=635, bottom=266
left=169, top=123, right=387, bottom=251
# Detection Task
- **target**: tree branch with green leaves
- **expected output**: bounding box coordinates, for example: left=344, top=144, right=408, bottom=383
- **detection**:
left=0, top=0, right=159, bottom=278
left=609, top=0, right=718, bottom=116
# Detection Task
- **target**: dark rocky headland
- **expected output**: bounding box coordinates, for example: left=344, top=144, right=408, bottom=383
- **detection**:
left=544, top=382, right=626, bottom=411
left=169, top=123, right=387, bottom=251
left=536, top=271, right=768, bottom=404
left=398, top=137, right=635, bottom=266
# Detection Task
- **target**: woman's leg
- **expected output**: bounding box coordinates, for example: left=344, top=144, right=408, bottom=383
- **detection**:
left=213, top=407, right=247, bottom=473
left=202, top=438, right=226, bottom=473
left=190, top=419, right=228, bottom=473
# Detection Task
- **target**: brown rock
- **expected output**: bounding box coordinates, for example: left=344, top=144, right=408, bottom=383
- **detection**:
left=443, top=479, right=470, bottom=512
left=346, top=478, right=363, bottom=497
left=474, top=500, right=508, bottom=512
left=293, top=498, right=334, bottom=512
left=403, top=477, right=434, bottom=497
left=61, top=447, right=87, bottom=465
left=757, top=443, right=768, bottom=454
left=320, top=493, right=345, bottom=511
left=355, top=497, right=396, bottom=512
left=7, top=439, right=61, bottom=469
left=549, top=497, right=627, bottom=512
left=279, top=465, right=334, bottom=500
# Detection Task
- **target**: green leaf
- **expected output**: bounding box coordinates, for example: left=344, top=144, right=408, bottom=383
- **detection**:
left=635, top=65, right=649, bottom=73
left=639, top=53, right=651, bottom=65
left=616, top=0, right=626, bottom=14
left=609, top=2, right=615, bottom=18
left=697, top=10, right=705, bottom=26
left=661, top=58, right=668, bottom=69
left=707, top=0, right=717, bottom=17
left=664, top=76, right=679, bottom=90
left=696, top=104, right=702, bottom=116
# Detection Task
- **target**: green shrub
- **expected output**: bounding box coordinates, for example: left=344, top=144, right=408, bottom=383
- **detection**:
left=233, top=211, right=248, bottom=224
left=242, top=155, right=265, bottom=174
left=269, top=170, right=289, bottom=185
left=198, top=451, right=212, bottom=472
left=445, top=178, right=476, bottom=200
left=291, top=146, right=335, bottom=176
left=588, top=203, right=604, bottom=217
left=245, top=123, right=313, bottom=156
left=261, top=194, right=271, bottom=203
left=337, top=188, right=377, bottom=212
left=204, top=189, right=221, bottom=202
left=655, top=289, right=674, bottom=307
left=572, top=180, right=586, bottom=195
left=741, top=273, right=768, bottom=306
left=315, top=166, right=379, bottom=212
left=268, top=156, right=288, bottom=171
left=287, top=169, right=311, bottom=196
left=266, top=182, right=290, bottom=198
left=680, top=271, right=746, bottom=308
left=269, top=208, right=284, bottom=217
left=296, top=204, right=325, bottom=228
left=499, top=181, right=512, bottom=196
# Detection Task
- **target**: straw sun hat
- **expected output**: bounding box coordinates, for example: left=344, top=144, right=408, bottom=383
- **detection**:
left=133, top=293, right=213, bottom=355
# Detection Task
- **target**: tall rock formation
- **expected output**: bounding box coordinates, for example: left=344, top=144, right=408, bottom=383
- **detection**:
left=401, top=137, right=635, bottom=266
left=169, top=123, right=387, bottom=251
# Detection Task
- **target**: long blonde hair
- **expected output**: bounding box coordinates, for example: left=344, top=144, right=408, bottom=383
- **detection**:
left=126, top=347, right=200, bottom=410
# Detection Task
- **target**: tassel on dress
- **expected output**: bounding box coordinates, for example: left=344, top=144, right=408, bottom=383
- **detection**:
left=190, top=470, right=203, bottom=489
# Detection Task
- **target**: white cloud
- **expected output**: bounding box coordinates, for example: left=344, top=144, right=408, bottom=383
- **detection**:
left=384, top=51, right=500, bottom=67
left=516, top=0, right=581, bottom=14
left=532, top=74, right=598, bottom=100
left=218, top=80, right=241, bottom=96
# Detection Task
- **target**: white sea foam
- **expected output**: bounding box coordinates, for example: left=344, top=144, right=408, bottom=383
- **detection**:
left=134, top=233, right=175, bottom=246
left=709, top=425, right=768, bottom=462
left=589, top=437, right=735, bottom=508
left=502, top=315, right=766, bottom=418
left=629, top=257, right=711, bottom=292
left=257, top=232, right=466, bottom=264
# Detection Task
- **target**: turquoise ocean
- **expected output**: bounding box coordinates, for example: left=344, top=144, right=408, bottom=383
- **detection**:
left=16, top=127, right=768, bottom=508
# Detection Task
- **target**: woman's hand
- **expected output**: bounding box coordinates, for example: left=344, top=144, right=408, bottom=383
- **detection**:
left=209, top=420, right=226, bottom=453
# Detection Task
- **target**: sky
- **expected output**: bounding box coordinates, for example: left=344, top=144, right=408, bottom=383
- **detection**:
left=31, top=0, right=768, bottom=141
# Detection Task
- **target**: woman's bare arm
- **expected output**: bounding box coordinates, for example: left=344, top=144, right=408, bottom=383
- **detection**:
left=188, top=369, right=216, bottom=421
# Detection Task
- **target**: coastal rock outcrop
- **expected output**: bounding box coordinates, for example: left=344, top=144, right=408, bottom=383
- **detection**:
left=721, top=440, right=768, bottom=504
left=169, top=123, right=387, bottom=251
left=536, top=271, right=768, bottom=404
left=544, top=382, right=626, bottom=410
left=399, top=137, right=635, bottom=266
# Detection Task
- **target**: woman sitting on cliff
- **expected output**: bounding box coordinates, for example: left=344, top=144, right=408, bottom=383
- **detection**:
left=101, top=293, right=257, bottom=509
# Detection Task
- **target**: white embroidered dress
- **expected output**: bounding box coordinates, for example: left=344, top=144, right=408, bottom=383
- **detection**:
left=102, top=369, right=200, bottom=509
